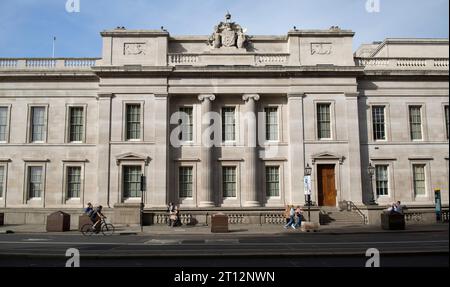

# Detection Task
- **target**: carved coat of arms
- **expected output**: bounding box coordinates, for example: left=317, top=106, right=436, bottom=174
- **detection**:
left=208, top=13, right=248, bottom=49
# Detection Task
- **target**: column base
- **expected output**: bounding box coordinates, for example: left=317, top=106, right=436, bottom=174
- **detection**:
left=243, top=201, right=261, bottom=207
left=198, top=201, right=216, bottom=208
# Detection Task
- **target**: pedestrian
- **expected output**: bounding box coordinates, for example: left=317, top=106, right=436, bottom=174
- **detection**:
left=284, top=206, right=296, bottom=229
left=283, top=205, right=290, bottom=225
left=294, top=205, right=303, bottom=229
left=84, top=202, right=93, bottom=215
left=167, top=202, right=175, bottom=226
left=173, top=205, right=182, bottom=227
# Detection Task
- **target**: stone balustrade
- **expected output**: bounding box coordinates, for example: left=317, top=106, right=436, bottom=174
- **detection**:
left=355, top=57, right=449, bottom=70
left=168, top=53, right=288, bottom=66
left=0, top=58, right=99, bottom=69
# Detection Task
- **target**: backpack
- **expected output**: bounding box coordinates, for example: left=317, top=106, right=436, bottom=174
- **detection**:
left=88, top=209, right=96, bottom=218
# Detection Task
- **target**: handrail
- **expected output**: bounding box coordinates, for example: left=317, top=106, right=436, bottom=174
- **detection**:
left=345, top=200, right=367, bottom=224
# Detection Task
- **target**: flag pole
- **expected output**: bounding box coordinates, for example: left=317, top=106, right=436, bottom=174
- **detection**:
left=52, top=37, right=56, bottom=58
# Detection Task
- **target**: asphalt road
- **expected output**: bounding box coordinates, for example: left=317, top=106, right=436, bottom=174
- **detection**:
left=0, top=230, right=447, bottom=267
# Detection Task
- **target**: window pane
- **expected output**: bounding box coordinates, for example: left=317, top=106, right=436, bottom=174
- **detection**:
left=372, top=106, right=386, bottom=140
left=409, top=106, right=422, bottom=140
left=31, top=107, right=45, bottom=142
left=69, top=107, right=84, bottom=142
left=126, top=104, right=141, bottom=140
left=445, top=105, right=449, bottom=140
left=179, top=107, right=193, bottom=141
left=0, top=166, right=4, bottom=198
left=375, top=165, right=388, bottom=196
left=0, top=107, right=7, bottom=142
left=179, top=167, right=193, bottom=198
left=265, top=107, right=278, bottom=141
left=266, top=166, right=280, bottom=197
left=67, top=167, right=81, bottom=199
left=29, top=166, right=43, bottom=199
left=413, top=164, right=426, bottom=196
left=222, top=107, right=236, bottom=141
left=222, top=166, right=236, bottom=197
left=317, top=104, right=331, bottom=139
left=123, top=166, right=142, bottom=198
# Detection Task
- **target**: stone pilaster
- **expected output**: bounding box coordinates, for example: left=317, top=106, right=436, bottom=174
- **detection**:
left=242, top=94, right=261, bottom=207
left=96, top=93, right=113, bottom=207
left=198, top=94, right=216, bottom=207
left=287, top=94, right=305, bottom=204
left=152, top=94, right=169, bottom=207
left=345, top=92, right=363, bottom=204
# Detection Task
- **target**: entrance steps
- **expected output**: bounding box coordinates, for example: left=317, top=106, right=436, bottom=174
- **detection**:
left=319, top=207, right=366, bottom=226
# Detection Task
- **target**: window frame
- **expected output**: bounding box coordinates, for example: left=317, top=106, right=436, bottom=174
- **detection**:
left=178, top=106, right=194, bottom=143
left=444, top=104, right=449, bottom=141
left=372, top=105, right=387, bottom=141
left=375, top=164, right=389, bottom=197
left=412, top=163, right=427, bottom=198
left=178, top=166, right=194, bottom=199
left=314, top=101, right=335, bottom=141
left=122, top=165, right=142, bottom=199
left=62, top=161, right=86, bottom=204
left=0, top=105, right=11, bottom=143
left=0, top=163, right=6, bottom=200
left=265, top=165, right=280, bottom=198
left=264, top=106, right=279, bottom=142
left=122, top=101, right=144, bottom=142
left=222, top=166, right=237, bottom=198
left=65, top=104, right=87, bottom=143
left=27, top=105, right=48, bottom=143
left=23, top=161, right=47, bottom=205
left=408, top=105, right=424, bottom=141
left=221, top=106, right=236, bottom=143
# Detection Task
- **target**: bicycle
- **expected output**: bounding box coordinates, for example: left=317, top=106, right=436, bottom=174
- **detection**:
left=81, top=218, right=115, bottom=236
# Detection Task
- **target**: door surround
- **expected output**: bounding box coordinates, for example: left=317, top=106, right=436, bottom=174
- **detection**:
left=310, top=152, right=344, bottom=207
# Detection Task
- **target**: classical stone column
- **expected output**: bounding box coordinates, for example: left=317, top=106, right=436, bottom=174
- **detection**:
left=242, top=94, right=261, bottom=207
left=198, top=94, right=216, bottom=207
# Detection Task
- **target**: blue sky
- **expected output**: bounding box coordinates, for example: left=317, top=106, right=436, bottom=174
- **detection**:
left=0, top=0, right=448, bottom=58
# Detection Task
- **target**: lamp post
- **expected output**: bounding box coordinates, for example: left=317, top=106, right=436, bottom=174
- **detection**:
left=367, top=163, right=376, bottom=205
left=304, top=164, right=312, bottom=221
left=140, top=174, right=146, bottom=232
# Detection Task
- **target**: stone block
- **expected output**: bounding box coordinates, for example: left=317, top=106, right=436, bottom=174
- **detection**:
left=301, top=221, right=319, bottom=232
left=381, top=212, right=405, bottom=230
left=46, top=211, right=71, bottom=232
left=78, top=214, right=92, bottom=231
left=211, top=213, right=228, bottom=233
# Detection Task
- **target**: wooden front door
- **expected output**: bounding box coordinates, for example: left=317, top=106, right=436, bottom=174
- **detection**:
left=317, top=165, right=336, bottom=206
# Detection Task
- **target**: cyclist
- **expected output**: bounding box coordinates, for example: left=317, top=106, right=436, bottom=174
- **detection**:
left=90, top=205, right=106, bottom=232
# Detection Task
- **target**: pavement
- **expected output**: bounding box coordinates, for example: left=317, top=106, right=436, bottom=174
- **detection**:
left=0, top=223, right=447, bottom=267
left=0, top=222, right=448, bottom=236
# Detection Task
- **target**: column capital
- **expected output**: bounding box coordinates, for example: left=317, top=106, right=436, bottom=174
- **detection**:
left=287, top=93, right=306, bottom=99
left=198, top=94, right=216, bottom=102
left=96, top=93, right=114, bottom=100
left=345, top=92, right=360, bottom=98
left=242, top=94, right=260, bottom=102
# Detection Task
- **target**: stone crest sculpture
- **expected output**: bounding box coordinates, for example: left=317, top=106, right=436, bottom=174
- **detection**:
left=208, top=12, right=248, bottom=49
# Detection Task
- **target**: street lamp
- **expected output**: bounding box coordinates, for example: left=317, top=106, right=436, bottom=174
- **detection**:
left=304, top=164, right=312, bottom=221
left=367, top=163, right=377, bottom=205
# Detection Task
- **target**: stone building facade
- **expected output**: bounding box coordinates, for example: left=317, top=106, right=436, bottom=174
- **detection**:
left=0, top=16, right=448, bottom=226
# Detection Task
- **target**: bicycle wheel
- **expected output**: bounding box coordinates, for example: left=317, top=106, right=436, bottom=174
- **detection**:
left=101, top=223, right=115, bottom=236
left=81, top=224, right=94, bottom=236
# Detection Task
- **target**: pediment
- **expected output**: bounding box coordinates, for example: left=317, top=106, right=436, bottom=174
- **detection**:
left=311, top=152, right=345, bottom=164
left=115, top=152, right=151, bottom=165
